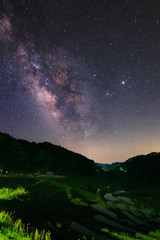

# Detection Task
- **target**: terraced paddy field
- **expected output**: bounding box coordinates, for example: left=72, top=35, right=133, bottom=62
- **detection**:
left=0, top=174, right=159, bottom=240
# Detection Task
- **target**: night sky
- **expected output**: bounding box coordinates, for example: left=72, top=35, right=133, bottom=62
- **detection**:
left=0, top=0, right=160, bottom=163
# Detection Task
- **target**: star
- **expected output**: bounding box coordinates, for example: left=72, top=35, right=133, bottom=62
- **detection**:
left=106, top=90, right=111, bottom=96
left=1, top=0, right=160, bottom=164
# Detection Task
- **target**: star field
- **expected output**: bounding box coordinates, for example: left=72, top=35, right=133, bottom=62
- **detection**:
left=0, top=0, right=160, bottom=163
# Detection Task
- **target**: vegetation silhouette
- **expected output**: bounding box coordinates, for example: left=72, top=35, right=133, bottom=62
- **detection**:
left=0, top=132, right=97, bottom=176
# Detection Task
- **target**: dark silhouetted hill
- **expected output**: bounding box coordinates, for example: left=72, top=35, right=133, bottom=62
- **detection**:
left=113, top=152, right=160, bottom=180
left=0, top=132, right=97, bottom=175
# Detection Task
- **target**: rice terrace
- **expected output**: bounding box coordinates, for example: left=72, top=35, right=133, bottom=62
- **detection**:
left=0, top=133, right=160, bottom=239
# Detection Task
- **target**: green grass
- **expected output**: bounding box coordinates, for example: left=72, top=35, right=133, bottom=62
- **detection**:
left=0, top=187, right=27, bottom=200
left=66, top=187, right=88, bottom=206
left=0, top=211, right=52, bottom=240
left=101, top=227, right=141, bottom=239
left=101, top=227, right=160, bottom=240
left=135, top=233, right=156, bottom=240
left=149, top=229, right=160, bottom=239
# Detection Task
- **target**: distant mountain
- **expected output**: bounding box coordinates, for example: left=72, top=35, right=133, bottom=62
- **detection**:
left=0, top=132, right=98, bottom=176
left=113, top=152, right=160, bottom=179
left=96, top=162, right=121, bottom=171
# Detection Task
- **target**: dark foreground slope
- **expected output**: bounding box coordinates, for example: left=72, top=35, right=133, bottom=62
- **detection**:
left=0, top=132, right=97, bottom=175
left=0, top=171, right=160, bottom=240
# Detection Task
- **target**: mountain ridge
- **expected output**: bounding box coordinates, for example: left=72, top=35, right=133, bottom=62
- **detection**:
left=112, top=151, right=160, bottom=179
left=0, top=131, right=97, bottom=175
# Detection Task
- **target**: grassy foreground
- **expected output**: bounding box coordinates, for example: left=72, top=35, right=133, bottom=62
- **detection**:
left=0, top=175, right=159, bottom=240
left=0, top=211, right=51, bottom=240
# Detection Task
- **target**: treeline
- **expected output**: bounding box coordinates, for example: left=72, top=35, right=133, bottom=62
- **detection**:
left=111, top=152, right=160, bottom=180
left=0, top=132, right=98, bottom=176
left=121, top=152, right=160, bottom=179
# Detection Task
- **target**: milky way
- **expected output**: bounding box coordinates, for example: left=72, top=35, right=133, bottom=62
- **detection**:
left=1, top=0, right=160, bottom=163
left=0, top=2, right=94, bottom=140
